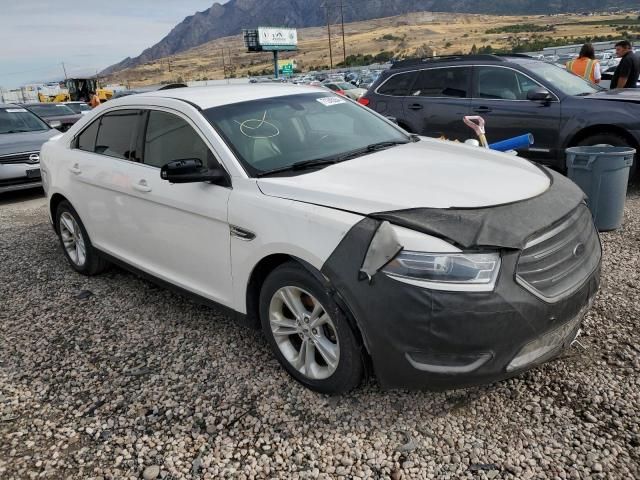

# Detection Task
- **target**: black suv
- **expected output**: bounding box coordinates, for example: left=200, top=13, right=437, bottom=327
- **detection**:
left=359, top=54, right=640, bottom=174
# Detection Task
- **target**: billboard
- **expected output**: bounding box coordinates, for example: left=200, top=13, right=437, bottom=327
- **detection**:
left=258, top=27, right=298, bottom=49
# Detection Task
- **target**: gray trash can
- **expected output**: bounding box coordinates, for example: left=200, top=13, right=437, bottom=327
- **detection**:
left=565, top=146, right=635, bottom=232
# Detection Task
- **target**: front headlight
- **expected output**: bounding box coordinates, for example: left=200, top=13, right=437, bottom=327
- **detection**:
left=382, top=251, right=501, bottom=292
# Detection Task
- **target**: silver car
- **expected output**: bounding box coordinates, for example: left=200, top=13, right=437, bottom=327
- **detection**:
left=0, top=104, right=59, bottom=193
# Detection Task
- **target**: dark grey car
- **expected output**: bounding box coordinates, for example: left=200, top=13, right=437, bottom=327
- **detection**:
left=360, top=54, right=640, bottom=176
left=0, top=104, right=59, bottom=193
left=20, top=103, right=82, bottom=132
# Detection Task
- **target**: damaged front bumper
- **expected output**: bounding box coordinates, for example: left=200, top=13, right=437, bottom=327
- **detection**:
left=321, top=169, right=601, bottom=390
left=326, top=243, right=599, bottom=390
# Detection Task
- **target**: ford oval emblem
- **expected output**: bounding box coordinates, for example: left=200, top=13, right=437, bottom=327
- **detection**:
left=573, top=243, right=586, bottom=258
left=29, top=153, right=40, bottom=163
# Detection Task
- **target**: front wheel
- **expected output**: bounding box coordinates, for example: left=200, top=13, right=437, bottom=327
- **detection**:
left=259, top=262, right=364, bottom=394
left=576, top=133, right=637, bottom=180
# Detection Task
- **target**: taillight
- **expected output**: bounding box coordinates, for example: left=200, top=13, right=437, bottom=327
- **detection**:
left=358, top=97, right=370, bottom=106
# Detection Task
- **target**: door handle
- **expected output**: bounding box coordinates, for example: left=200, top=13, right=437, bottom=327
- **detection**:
left=69, top=163, right=82, bottom=175
left=473, top=106, right=492, bottom=114
left=132, top=179, right=152, bottom=193
left=408, top=104, right=423, bottom=110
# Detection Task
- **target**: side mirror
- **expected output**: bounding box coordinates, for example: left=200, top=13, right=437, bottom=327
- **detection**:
left=527, top=87, right=553, bottom=103
left=160, top=159, right=226, bottom=184
left=48, top=120, right=62, bottom=129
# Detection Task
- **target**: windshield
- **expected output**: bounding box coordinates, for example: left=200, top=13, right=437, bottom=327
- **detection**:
left=0, top=107, right=50, bottom=134
left=28, top=104, right=76, bottom=117
left=204, top=93, right=408, bottom=176
left=525, top=61, right=600, bottom=96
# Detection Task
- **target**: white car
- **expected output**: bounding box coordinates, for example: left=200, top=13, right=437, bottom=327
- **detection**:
left=40, top=85, right=601, bottom=393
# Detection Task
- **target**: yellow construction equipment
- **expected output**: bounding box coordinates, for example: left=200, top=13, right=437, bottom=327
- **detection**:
left=64, top=78, right=113, bottom=102
left=38, top=91, right=70, bottom=103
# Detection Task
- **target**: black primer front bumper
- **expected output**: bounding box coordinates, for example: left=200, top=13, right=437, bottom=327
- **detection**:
left=321, top=169, right=600, bottom=390
left=323, top=221, right=600, bottom=390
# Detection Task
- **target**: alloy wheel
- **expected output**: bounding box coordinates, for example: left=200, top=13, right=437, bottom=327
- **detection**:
left=268, top=286, right=340, bottom=380
left=59, top=211, right=86, bottom=267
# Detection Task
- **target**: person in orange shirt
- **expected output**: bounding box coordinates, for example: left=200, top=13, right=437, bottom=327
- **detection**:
left=566, top=44, right=601, bottom=84
left=89, top=91, right=101, bottom=108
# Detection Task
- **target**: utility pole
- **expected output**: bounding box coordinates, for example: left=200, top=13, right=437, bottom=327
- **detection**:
left=323, top=2, right=334, bottom=69
left=61, top=62, right=68, bottom=79
left=221, top=48, right=226, bottom=79
left=339, top=0, right=346, bottom=64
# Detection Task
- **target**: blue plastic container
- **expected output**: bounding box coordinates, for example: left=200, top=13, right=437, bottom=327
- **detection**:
left=489, top=133, right=534, bottom=152
left=565, top=146, right=635, bottom=231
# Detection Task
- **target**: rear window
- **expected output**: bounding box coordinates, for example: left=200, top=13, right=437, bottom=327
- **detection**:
left=376, top=71, right=418, bottom=96
left=410, top=67, right=471, bottom=98
left=94, top=110, right=140, bottom=160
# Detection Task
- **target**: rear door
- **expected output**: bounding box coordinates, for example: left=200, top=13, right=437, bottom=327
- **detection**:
left=470, top=66, right=561, bottom=163
left=369, top=70, right=418, bottom=125
left=66, top=109, right=143, bottom=255
left=402, top=66, right=472, bottom=141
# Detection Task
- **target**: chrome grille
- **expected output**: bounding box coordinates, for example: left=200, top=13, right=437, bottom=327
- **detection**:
left=0, top=151, right=39, bottom=164
left=516, top=205, right=601, bottom=302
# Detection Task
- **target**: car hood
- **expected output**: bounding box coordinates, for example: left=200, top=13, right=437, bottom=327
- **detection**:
left=0, top=129, right=59, bottom=156
left=257, top=138, right=551, bottom=214
left=583, top=89, right=640, bottom=103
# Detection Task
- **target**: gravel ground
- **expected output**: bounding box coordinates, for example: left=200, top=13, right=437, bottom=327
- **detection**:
left=1, top=188, right=639, bottom=480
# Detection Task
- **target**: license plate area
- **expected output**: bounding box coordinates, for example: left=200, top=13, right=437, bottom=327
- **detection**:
left=26, top=168, right=41, bottom=179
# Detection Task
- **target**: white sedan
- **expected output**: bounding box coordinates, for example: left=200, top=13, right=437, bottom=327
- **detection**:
left=40, top=85, right=601, bottom=393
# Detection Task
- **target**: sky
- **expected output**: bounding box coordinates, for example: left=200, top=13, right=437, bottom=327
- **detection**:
left=0, top=1, right=224, bottom=88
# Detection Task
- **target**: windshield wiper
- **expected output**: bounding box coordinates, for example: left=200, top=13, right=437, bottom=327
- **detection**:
left=4, top=129, right=31, bottom=133
left=335, top=140, right=410, bottom=162
left=257, top=157, right=339, bottom=177
left=256, top=140, right=410, bottom=177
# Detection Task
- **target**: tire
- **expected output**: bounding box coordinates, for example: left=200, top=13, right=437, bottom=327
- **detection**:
left=55, top=200, right=108, bottom=275
left=577, top=132, right=637, bottom=180
left=259, top=262, right=364, bottom=394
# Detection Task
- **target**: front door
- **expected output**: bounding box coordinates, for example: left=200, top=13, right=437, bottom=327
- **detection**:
left=470, top=66, right=561, bottom=164
left=119, top=108, right=233, bottom=304
left=402, top=66, right=472, bottom=141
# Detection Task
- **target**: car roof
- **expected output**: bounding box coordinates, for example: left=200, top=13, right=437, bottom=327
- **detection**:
left=387, top=54, right=537, bottom=72
left=131, top=84, right=320, bottom=109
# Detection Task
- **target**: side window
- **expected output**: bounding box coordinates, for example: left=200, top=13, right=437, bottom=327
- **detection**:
left=410, top=67, right=471, bottom=98
left=377, top=71, right=418, bottom=96
left=476, top=67, right=542, bottom=100
left=143, top=110, right=214, bottom=169
left=94, top=110, right=140, bottom=160
left=76, top=119, right=99, bottom=152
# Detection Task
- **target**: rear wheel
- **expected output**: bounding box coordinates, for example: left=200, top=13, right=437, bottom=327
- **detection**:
left=259, top=262, right=364, bottom=394
left=576, top=133, right=637, bottom=180
left=55, top=201, right=108, bottom=275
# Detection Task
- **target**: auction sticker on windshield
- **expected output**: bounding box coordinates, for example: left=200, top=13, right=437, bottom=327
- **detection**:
left=317, top=97, right=346, bottom=107
left=6, top=109, right=28, bottom=113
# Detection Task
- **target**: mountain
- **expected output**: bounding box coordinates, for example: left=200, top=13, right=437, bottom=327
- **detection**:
left=101, top=0, right=638, bottom=74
